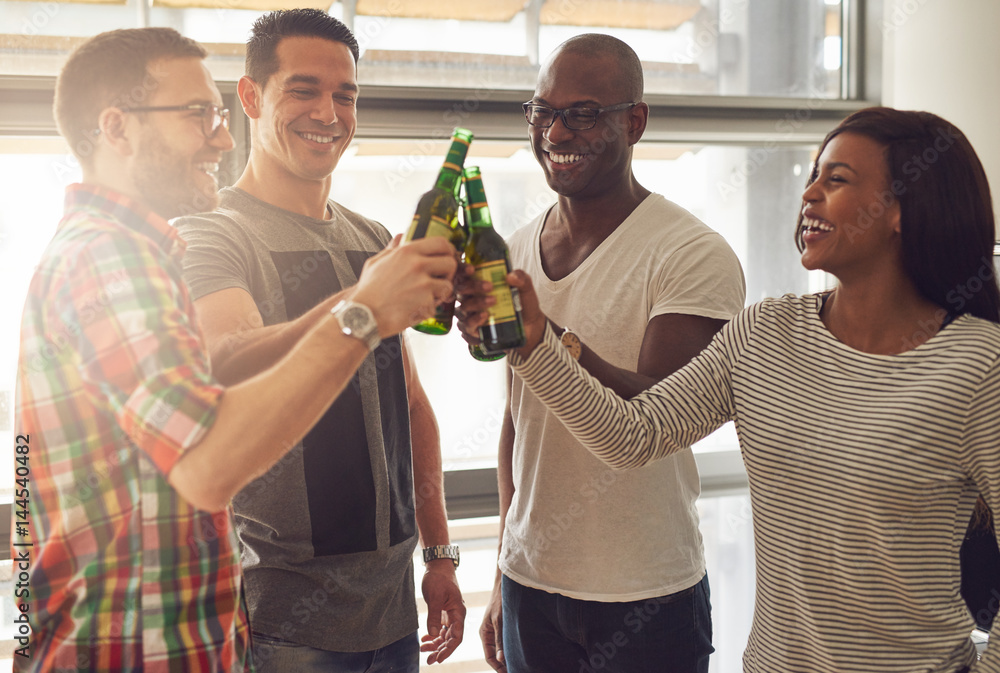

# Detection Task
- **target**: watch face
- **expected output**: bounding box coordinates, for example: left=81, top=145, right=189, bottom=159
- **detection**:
left=561, top=331, right=582, bottom=360
left=342, top=305, right=370, bottom=332
left=333, top=301, right=380, bottom=351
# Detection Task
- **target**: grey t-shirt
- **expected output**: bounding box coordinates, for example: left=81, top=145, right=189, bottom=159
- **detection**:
left=176, top=187, right=417, bottom=652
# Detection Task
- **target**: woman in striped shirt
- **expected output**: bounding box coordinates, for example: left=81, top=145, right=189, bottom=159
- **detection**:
left=473, top=107, right=999, bottom=672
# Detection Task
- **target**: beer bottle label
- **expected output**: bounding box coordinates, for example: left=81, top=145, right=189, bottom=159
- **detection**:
left=409, top=213, right=454, bottom=240
left=425, top=216, right=454, bottom=239
left=475, top=259, right=517, bottom=322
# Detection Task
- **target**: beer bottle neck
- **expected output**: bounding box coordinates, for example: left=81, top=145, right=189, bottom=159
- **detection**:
left=466, top=204, right=494, bottom=230
left=436, top=168, right=462, bottom=196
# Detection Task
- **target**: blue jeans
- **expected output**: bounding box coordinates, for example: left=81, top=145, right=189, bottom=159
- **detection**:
left=251, top=631, right=419, bottom=673
left=501, top=574, right=713, bottom=673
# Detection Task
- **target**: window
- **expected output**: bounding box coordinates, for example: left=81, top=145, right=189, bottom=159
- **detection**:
left=3, top=0, right=849, bottom=97
left=355, top=0, right=846, bottom=98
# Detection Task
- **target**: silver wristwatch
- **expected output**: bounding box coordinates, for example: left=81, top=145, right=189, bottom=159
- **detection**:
left=422, top=544, right=460, bottom=569
left=331, top=300, right=380, bottom=352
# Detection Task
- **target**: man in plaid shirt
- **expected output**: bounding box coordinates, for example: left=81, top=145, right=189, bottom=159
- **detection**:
left=14, top=27, right=456, bottom=672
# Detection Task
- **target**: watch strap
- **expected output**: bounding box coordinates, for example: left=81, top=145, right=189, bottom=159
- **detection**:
left=422, top=544, right=460, bottom=568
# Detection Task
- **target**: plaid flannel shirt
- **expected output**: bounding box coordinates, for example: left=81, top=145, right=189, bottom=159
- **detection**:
left=14, top=184, right=251, bottom=672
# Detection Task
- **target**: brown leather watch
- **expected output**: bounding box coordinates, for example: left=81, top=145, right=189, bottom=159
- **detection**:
left=560, top=327, right=582, bottom=361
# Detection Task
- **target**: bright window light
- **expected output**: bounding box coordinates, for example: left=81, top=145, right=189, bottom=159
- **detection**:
left=825, top=35, right=842, bottom=70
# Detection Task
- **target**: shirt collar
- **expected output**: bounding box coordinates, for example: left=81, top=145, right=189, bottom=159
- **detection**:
left=64, top=183, right=187, bottom=256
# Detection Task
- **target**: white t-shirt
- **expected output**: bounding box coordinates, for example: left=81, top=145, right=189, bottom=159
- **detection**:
left=501, top=193, right=746, bottom=601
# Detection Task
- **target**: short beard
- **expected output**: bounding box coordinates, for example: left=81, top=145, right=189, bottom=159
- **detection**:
left=132, top=128, right=219, bottom=220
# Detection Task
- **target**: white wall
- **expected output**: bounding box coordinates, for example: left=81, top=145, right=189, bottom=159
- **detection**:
left=882, top=0, right=1000, bottom=223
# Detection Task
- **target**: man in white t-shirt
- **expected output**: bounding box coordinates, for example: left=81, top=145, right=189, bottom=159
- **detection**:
left=459, top=34, right=746, bottom=673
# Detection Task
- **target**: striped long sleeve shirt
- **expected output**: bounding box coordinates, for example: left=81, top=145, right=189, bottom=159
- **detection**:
left=510, top=293, right=1000, bottom=673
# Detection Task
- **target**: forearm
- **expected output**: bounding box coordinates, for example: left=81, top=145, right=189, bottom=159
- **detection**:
left=170, top=313, right=367, bottom=511
left=493, top=407, right=515, bottom=587
left=510, top=324, right=719, bottom=470
left=405, top=340, right=450, bottom=548
left=541, top=319, right=659, bottom=399
left=409, top=352, right=466, bottom=660
left=210, top=291, right=347, bottom=385
left=577, top=344, right=660, bottom=398
left=551, top=315, right=729, bottom=399
left=412, top=401, right=450, bottom=548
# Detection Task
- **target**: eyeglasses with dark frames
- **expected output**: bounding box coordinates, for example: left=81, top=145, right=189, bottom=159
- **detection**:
left=522, top=101, right=638, bottom=131
left=120, top=103, right=231, bottom=139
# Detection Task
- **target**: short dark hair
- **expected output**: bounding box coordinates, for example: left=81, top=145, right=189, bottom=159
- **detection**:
left=796, top=106, right=999, bottom=322
left=555, top=33, right=644, bottom=102
left=54, top=28, right=206, bottom=168
left=246, top=9, right=359, bottom=88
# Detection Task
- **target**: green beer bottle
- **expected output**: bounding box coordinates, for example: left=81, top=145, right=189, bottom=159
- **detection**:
left=405, top=128, right=473, bottom=334
left=463, top=166, right=525, bottom=358
left=469, top=343, right=506, bottom=362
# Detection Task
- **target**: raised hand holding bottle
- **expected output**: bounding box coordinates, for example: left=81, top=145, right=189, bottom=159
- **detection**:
left=404, top=128, right=473, bottom=334
left=462, top=166, right=525, bottom=359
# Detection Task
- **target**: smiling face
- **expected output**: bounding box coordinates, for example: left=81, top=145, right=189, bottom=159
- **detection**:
left=130, top=56, right=234, bottom=219
left=799, top=132, right=902, bottom=278
left=528, top=49, right=640, bottom=201
left=248, top=36, right=358, bottom=184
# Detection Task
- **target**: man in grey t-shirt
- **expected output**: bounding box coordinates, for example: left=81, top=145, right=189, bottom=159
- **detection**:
left=175, top=10, right=465, bottom=673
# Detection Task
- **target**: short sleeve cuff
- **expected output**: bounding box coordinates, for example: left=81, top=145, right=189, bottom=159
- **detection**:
left=118, top=367, right=224, bottom=475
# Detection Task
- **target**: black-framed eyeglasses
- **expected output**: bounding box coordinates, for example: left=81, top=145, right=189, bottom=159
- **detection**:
left=121, top=103, right=231, bottom=139
left=522, top=101, right=637, bottom=131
